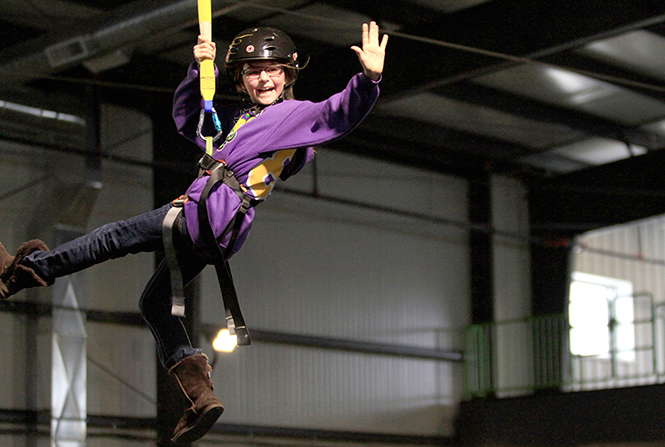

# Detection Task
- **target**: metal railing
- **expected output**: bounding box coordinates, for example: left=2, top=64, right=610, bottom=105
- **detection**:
left=465, top=294, right=665, bottom=397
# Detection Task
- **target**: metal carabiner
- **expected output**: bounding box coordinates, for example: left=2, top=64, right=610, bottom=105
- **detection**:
left=196, top=108, right=224, bottom=143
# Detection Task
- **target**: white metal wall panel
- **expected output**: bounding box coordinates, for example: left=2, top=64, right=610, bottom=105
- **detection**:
left=575, top=216, right=665, bottom=304
left=86, top=323, right=156, bottom=417
left=209, top=343, right=462, bottom=435
left=0, top=103, right=155, bottom=421
left=198, top=151, right=470, bottom=436
left=0, top=312, right=52, bottom=410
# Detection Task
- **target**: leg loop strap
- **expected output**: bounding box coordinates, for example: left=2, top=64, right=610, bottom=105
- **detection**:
left=163, top=198, right=187, bottom=317
left=197, top=165, right=253, bottom=346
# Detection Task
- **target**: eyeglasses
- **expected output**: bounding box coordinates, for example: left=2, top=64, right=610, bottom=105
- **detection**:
left=241, top=65, right=285, bottom=81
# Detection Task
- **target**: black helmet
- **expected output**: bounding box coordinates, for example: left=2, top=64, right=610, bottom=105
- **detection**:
left=225, top=27, right=306, bottom=82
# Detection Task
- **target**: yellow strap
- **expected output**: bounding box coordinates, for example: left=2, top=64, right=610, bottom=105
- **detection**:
left=197, top=0, right=211, bottom=25
left=198, top=0, right=215, bottom=105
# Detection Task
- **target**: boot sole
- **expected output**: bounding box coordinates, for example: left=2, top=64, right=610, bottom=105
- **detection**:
left=172, top=405, right=224, bottom=444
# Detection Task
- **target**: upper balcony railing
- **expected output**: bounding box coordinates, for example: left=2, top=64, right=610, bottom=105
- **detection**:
left=465, top=294, right=665, bottom=397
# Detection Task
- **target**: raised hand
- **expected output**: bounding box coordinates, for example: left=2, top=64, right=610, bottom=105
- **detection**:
left=351, top=21, right=389, bottom=81
left=194, top=35, right=217, bottom=64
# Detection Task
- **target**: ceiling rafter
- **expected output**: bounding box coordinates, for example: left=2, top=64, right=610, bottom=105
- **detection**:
left=382, top=0, right=665, bottom=99
left=2, top=0, right=665, bottom=180
left=433, top=81, right=665, bottom=151
left=542, top=51, right=665, bottom=104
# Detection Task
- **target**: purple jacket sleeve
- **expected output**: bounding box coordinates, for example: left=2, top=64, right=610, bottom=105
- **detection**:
left=172, top=63, right=205, bottom=146
left=215, top=73, right=380, bottom=178
left=250, top=73, right=380, bottom=153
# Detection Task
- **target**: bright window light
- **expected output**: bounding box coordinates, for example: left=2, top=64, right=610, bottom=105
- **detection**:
left=569, top=281, right=610, bottom=356
left=569, top=272, right=634, bottom=361
left=212, top=329, right=237, bottom=352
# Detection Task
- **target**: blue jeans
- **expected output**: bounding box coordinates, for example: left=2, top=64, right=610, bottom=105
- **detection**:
left=22, top=203, right=209, bottom=369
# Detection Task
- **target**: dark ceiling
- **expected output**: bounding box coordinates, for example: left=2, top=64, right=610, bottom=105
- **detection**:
left=2, top=0, right=665, bottom=232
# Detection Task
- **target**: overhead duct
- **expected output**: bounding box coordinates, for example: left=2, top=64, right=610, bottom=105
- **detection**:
left=45, top=37, right=92, bottom=69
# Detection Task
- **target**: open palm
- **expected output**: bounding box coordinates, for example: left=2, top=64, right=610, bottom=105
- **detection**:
left=351, top=21, right=389, bottom=81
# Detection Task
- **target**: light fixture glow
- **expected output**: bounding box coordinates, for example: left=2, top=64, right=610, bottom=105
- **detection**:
left=0, top=99, right=85, bottom=126
left=213, top=329, right=237, bottom=352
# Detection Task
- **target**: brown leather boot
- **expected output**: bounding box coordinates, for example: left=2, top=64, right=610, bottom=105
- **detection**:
left=169, top=353, right=224, bottom=444
left=0, top=240, right=52, bottom=299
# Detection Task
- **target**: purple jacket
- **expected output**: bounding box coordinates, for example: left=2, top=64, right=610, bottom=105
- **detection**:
left=172, top=63, right=380, bottom=257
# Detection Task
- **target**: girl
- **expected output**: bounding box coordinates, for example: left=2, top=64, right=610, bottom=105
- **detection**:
left=0, top=22, right=388, bottom=444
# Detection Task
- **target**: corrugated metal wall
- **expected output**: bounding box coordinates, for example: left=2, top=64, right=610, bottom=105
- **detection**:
left=199, top=151, right=470, bottom=436
left=575, top=216, right=665, bottom=301
left=572, top=215, right=665, bottom=389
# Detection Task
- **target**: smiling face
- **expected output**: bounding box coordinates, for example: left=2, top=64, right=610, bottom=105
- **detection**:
left=240, top=61, right=288, bottom=106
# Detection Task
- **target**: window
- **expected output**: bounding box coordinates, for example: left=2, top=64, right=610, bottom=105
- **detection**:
left=568, top=272, right=635, bottom=361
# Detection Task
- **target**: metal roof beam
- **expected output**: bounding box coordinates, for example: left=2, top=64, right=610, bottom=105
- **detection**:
left=433, top=81, right=665, bottom=150
left=383, top=0, right=665, bottom=99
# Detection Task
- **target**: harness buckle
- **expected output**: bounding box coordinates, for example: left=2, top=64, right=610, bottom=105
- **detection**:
left=197, top=153, right=226, bottom=173
left=172, top=195, right=188, bottom=207
left=226, top=316, right=251, bottom=346
left=234, top=326, right=252, bottom=346
left=239, top=194, right=255, bottom=214
left=171, top=297, right=186, bottom=317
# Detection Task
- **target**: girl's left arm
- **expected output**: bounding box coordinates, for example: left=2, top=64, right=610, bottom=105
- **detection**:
left=172, top=63, right=206, bottom=145
left=258, top=21, right=386, bottom=151
left=259, top=72, right=381, bottom=151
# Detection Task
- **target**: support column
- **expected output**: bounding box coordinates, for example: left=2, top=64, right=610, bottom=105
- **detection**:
left=469, top=173, right=494, bottom=324
left=468, top=173, right=494, bottom=394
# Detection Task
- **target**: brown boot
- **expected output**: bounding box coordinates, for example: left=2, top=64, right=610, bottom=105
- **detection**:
left=0, top=240, right=52, bottom=299
left=169, top=353, right=224, bottom=444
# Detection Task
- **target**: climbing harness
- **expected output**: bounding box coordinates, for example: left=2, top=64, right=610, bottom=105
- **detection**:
left=161, top=153, right=255, bottom=345
left=195, top=154, right=256, bottom=346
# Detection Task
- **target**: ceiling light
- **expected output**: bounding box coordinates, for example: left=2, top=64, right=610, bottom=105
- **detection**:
left=212, top=329, right=237, bottom=352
